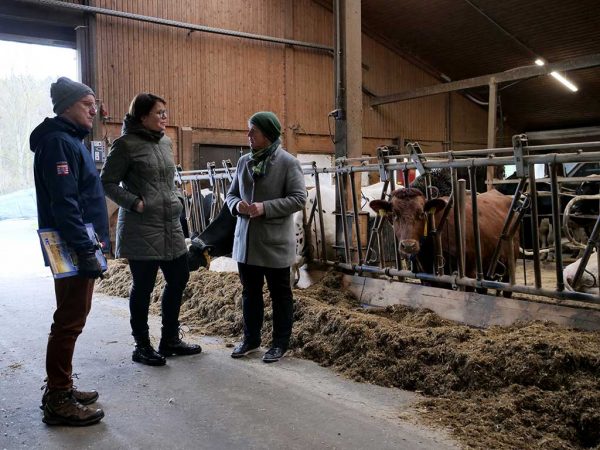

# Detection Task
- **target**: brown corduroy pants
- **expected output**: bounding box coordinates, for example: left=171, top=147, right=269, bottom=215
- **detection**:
left=46, top=276, right=95, bottom=391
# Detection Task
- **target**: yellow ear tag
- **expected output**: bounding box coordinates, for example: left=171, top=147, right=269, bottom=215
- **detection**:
left=423, top=207, right=436, bottom=237
left=378, top=209, right=389, bottom=218
left=203, top=249, right=212, bottom=270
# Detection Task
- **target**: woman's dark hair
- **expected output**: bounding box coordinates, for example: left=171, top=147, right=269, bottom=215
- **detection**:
left=128, top=93, right=166, bottom=122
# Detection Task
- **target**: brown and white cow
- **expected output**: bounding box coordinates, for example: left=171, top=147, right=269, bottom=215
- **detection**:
left=369, top=188, right=519, bottom=282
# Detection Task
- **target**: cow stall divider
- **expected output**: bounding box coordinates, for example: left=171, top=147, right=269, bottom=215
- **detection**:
left=177, top=160, right=234, bottom=236
left=176, top=135, right=600, bottom=306
left=297, top=135, right=600, bottom=305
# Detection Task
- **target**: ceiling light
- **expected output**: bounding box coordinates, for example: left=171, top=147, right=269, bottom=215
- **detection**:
left=550, top=72, right=578, bottom=92
left=533, top=58, right=578, bottom=92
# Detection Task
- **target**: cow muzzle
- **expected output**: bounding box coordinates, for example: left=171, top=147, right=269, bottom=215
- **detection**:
left=399, top=239, right=419, bottom=255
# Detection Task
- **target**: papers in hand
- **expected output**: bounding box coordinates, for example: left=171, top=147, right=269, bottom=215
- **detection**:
left=37, top=224, right=108, bottom=279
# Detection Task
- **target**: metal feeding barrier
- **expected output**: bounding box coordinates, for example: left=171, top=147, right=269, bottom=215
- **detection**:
left=299, top=134, right=600, bottom=305
left=178, top=134, right=600, bottom=305
left=177, top=160, right=234, bottom=235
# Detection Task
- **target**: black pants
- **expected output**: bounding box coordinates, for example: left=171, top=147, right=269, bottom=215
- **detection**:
left=128, top=253, right=189, bottom=339
left=237, top=263, right=293, bottom=349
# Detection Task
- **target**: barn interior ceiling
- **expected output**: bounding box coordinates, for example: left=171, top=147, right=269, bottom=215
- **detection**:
left=3, top=0, right=598, bottom=135
left=360, top=0, right=600, bottom=133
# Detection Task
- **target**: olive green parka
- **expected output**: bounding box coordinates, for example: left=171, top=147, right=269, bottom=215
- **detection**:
left=100, top=116, right=186, bottom=260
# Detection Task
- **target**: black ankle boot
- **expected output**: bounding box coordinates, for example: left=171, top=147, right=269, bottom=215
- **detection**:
left=132, top=338, right=166, bottom=366
left=159, top=334, right=202, bottom=357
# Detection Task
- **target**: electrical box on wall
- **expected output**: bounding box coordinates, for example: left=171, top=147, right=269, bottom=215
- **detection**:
left=91, top=141, right=106, bottom=164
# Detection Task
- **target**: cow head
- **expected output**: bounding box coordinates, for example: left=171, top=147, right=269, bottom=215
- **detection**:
left=187, top=238, right=214, bottom=270
left=370, top=188, right=447, bottom=256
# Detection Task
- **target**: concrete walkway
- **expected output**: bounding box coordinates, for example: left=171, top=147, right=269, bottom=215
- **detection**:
left=0, top=219, right=458, bottom=450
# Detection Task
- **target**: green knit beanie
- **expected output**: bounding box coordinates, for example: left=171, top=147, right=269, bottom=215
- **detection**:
left=249, top=111, right=281, bottom=143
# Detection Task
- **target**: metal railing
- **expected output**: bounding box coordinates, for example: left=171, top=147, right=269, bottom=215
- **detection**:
left=178, top=135, right=600, bottom=305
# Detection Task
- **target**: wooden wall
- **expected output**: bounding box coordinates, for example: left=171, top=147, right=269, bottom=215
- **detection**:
left=93, top=0, right=493, bottom=166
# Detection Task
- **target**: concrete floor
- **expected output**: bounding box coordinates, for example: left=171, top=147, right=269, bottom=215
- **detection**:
left=0, top=219, right=459, bottom=450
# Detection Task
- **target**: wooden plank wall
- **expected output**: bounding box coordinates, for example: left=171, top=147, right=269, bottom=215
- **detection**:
left=93, top=0, right=492, bottom=166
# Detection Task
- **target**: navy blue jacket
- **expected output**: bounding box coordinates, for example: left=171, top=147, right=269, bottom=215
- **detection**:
left=30, top=117, right=110, bottom=259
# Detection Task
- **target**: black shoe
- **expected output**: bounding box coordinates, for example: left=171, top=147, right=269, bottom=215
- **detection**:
left=231, top=341, right=260, bottom=359
left=159, top=336, right=202, bottom=356
left=132, top=343, right=166, bottom=366
left=262, top=347, right=286, bottom=363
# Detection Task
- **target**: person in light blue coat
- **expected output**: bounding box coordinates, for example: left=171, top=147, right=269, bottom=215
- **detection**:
left=226, top=111, right=306, bottom=363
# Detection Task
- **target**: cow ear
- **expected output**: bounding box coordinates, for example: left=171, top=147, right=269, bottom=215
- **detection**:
left=424, top=198, right=447, bottom=214
left=369, top=199, right=392, bottom=216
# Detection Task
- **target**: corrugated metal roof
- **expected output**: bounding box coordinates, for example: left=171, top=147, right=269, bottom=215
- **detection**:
left=362, top=0, right=600, bottom=131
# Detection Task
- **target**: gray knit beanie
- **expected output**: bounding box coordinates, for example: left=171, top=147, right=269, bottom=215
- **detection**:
left=50, top=77, right=95, bottom=114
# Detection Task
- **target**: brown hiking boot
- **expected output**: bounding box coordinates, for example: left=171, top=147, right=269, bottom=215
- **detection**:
left=40, top=385, right=99, bottom=409
left=42, top=390, right=104, bottom=426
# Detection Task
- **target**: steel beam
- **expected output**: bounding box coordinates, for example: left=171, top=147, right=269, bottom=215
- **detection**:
left=371, top=54, right=600, bottom=107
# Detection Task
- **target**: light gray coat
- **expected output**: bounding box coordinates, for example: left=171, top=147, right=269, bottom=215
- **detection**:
left=100, top=129, right=186, bottom=261
left=226, top=145, right=306, bottom=268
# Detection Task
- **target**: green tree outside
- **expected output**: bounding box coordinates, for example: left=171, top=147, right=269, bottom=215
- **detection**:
left=0, top=74, right=54, bottom=194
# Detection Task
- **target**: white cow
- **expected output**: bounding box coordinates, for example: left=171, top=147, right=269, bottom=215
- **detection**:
left=292, top=181, right=392, bottom=284
left=292, top=186, right=336, bottom=283
left=564, top=251, right=598, bottom=293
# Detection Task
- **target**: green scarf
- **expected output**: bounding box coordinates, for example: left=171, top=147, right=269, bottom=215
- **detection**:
left=250, top=139, right=279, bottom=178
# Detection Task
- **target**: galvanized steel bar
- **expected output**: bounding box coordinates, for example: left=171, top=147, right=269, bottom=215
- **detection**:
left=486, top=177, right=527, bottom=279
left=303, top=150, right=600, bottom=174
left=458, top=179, right=467, bottom=273
left=324, top=261, right=600, bottom=304
left=528, top=168, right=542, bottom=289
left=336, top=173, right=351, bottom=263
left=311, top=163, right=328, bottom=262
left=550, top=163, right=565, bottom=291
left=570, top=213, right=600, bottom=290
left=451, top=168, right=465, bottom=280
left=371, top=54, right=600, bottom=106
left=349, top=174, right=364, bottom=264
left=18, top=0, right=333, bottom=52
left=469, top=166, right=484, bottom=282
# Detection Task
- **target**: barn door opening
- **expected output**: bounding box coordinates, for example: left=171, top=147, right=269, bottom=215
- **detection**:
left=0, top=1, right=90, bottom=219
left=0, top=39, right=78, bottom=218
left=0, top=2, right=85, bottom=277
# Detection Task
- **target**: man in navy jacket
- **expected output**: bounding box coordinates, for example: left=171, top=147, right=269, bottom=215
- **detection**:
left=30, top=77, right=108, bottom=426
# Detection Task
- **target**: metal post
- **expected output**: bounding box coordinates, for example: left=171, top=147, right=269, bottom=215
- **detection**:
left=528, top=167, right=542, bottom=288
left=313, top=163, right=327, bottom=261
left=486, top=79, right=497, bottom=191
left=458, top=179, right=467, bottom=273
left=486, top=177, right=527, bottom=278
left=349, top=173, right=364, bottom=264
left=570, top=213, right=600, bottom=290
left=451, top=168, right=465, bottom=280
left=336, top=172, right=352, bottom=263
left=469, top=166, right=484, bottom=282
left=549, top=162, right=565, bottom=291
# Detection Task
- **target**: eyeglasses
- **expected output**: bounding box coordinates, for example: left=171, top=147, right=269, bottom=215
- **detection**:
left=157, top=109, right=168, bottom=118
left=80, top=101, right=98, bottom=112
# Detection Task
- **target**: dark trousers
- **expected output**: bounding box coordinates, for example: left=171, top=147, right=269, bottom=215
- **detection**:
left=46, top=276, right=94, bottom=391
left=128, top=254, right=190, bottom=339
left=237, top=263, right=293, bottom=349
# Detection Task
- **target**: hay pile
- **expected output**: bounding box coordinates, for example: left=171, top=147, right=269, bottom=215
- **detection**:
left=97, top=261, right=600, bottom=450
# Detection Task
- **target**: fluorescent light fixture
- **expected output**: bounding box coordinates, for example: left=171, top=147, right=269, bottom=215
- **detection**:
left=550, top=71, right=578, bottom=92
left=534, top=58, right=578, bottom=92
